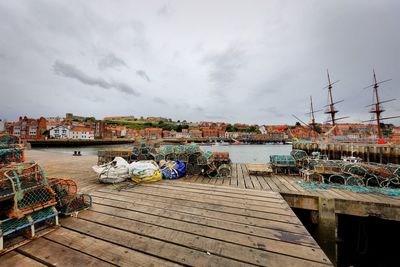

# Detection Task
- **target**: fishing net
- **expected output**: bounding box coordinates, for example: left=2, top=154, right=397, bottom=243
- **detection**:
left=297, top=180, right=400, bottom=196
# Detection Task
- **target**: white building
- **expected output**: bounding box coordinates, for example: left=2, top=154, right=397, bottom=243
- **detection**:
left=69, top=127, right=94, bottom=140
left=176, top=132, right=190, bottom=138
left=0, top=119, right=5, bottom=133
left=49, top=125, right=70, bottom=139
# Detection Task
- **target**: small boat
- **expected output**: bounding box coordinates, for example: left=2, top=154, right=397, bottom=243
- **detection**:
left=212, top=141, right=229, bottom=146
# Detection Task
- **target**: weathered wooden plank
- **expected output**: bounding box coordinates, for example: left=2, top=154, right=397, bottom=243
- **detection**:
left=263, top=177, right=281, bottom=192
left=0, top=251, right=45, bottom=267
left=62, top=217, right=249, bottom=267
left=279, top=176, right=308, bottom=193
left=270, top=176, right=292, bottom=192
left=89, top=204, right=329, bottom=263
left=275, top=175, right=300, bottom=192
left=165, top=180, right=281, bottom=198
left=100, top=188, right=294, bottom=218
left=222, top=175, right=231, bottom=186
left=329, top=189, right=358, bottom=201
left=230, top=163, right=238, bottom=187
left=237, top=164, right=246, bottom=189
left=334, top=199, right=400, bottom=221
left=78, top=210, right=331, bottom=266
left=17, top=238, right=113, bottom=267
left=92, top=196, right=318, bottom=246
left=142, top=183, right=284, bottom=202
left=120, top=184, right=286, bottom=208
left=91, top=192, right=307, bottom=234
left=215, top=176, right=224, bottom=185
left=241, top=164, right=255, bottom=189
left=249, top=174, right=262, bottom=190
left=45, top=228, right=181, bottom=267
left=257, top=176, right=273, bottom=190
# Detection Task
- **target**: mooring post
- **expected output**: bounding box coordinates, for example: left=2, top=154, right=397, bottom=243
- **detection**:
left=317, top=197, right=337, bottom=266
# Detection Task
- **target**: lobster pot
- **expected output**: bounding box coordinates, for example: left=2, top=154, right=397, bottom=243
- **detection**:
left=145, top=153, right=155, bottom=161
left=184, top=144, right=201, bottom=154
left=0, top=147, right=24, bottom=165
left=10, top=186, right=57, bottom=218
left=188, top=153, right=201, bottom=164
left=217, top=164, right=231, bottom=177
left=174, top=145, right=186, bottom=154
left=165, top=153, right=177, bottom=161
left=48, top=178, right=78, bottom=207
left=185, top=163, right=195, bottom=175
left=154, top=153, right=165, bottom=162
left=197, top=155, right=208, bottom=165
left=270, top=155, right=298, bottom=174
left=1, top=163, right=47, bottom=197
left=177, top=154, right=189, bottom=163
left=60, top=194, right=92, bottom=216
left=211, top=152, right=230, bottom=162
left=0, top=135, right=21, bottom=149
left=162, top=146, right=175, bottom=154
left=1, top=207, right=59, bottom=253
left=0, top=162, right=47, bottom=199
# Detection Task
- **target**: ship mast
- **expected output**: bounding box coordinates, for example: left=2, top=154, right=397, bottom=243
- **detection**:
left=363, top=70, right=399, bottom=140
left=323, top=70, right=348, bottom=136
left=310, top=95, right=317, bottom=132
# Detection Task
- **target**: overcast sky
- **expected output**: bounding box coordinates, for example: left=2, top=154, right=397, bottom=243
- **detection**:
left=1, top=0, right=399, bottom=125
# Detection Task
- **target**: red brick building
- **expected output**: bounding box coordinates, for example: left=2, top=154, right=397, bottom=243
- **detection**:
left=189, top=129, right=202, bottom=138
left=144, top=128, right=162, bottom=139
left=10, top=116, right=47, bottom=141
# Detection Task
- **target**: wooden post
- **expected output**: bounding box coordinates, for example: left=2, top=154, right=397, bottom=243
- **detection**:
left=317, top=197, right=337, bottom=266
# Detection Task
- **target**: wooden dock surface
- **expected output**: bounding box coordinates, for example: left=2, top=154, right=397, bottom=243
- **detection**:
left=1, top=182, right=332, bottom=267
left=179, top=163, right=400, bottom=221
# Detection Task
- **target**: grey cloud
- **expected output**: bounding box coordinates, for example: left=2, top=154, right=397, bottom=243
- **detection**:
left=202, top=45, right=245, bottom=93
left=153, top=97, right=167, bottom=104
left=136, top=70, right=151, bottom=82
left=157, top=3, right=172, bottom=16
left=194, top=106, right=204, bottom=112
left=98, top=53, right=127, bottom=71
left=53, top=60, right=140, bottom=96
left=174, top=103, right=190, bottom=109
left=260, top=107, right=285, bottom=118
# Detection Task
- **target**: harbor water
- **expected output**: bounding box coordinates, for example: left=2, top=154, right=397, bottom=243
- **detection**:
left=33, top=143, right=292, bottom=163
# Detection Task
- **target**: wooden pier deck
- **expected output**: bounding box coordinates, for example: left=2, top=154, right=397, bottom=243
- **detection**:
left=1, top=182, right=332, bottom=267
left=178, top=163, right=400, bottom=221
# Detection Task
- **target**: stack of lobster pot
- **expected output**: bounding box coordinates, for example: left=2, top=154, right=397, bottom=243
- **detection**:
left=0, top=134, right=24, bottom=165
left=0, top=162, right=59, bottom=254
left=0, top=135, right=92, bottom=254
